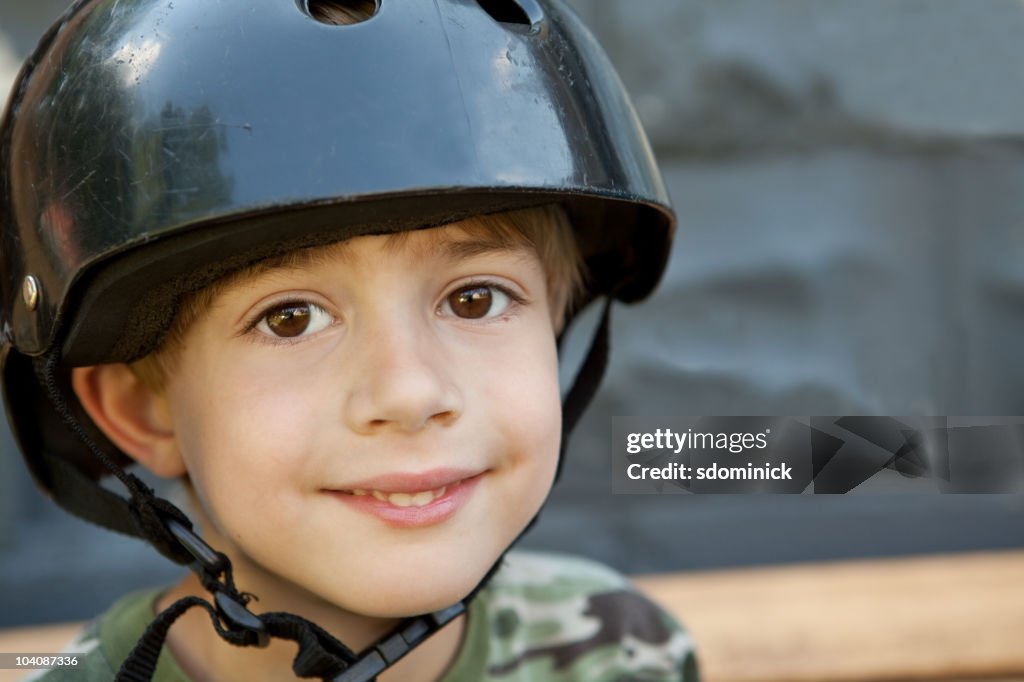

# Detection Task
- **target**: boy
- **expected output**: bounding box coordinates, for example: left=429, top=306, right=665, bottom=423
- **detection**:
left=1, top=0, right=697, bottom=679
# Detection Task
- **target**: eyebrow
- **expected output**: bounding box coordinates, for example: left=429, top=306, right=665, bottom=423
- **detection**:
left=438, top=236, right=527, bottom=260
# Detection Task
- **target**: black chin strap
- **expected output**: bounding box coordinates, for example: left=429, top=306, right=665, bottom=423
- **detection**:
left=115, top=532, right=466, bottom=681
left=118, top=597, right=465, bottom=681
left=118, top=519, right=465, bottom=681
left=36, top=299, right=613, bottom=681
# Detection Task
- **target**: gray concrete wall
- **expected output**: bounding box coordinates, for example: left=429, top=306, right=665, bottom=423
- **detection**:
left=530, top=0, right=1024, bottom=573
left=2, top=0, right=1024, bottom=627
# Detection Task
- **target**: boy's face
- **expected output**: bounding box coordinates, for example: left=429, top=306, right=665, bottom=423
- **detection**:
left=156, top=220, right=562, bottom=618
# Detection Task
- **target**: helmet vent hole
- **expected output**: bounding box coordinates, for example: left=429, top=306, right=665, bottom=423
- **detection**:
left=476, top=0, right=532, bottom=27
left=304, top=0, right=379, bottom=25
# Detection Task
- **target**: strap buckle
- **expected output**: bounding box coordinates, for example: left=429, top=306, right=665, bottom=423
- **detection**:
left=332, top=603, right=466, bottom=682
left=165, top=518, right=270, bottom=647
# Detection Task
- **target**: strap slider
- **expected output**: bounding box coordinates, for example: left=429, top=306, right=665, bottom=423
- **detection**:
left=165, top=518, right=226, bottom=575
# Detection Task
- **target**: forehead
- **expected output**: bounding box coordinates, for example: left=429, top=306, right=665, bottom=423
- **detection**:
left=345, top=220, right=536, bottom=263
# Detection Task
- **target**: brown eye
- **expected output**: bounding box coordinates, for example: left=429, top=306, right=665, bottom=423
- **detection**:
left=449, top=286, right=492, bottom=319
left=444, top=285, right=511, bottom=319
left=255, top=302, right=333, bottom=338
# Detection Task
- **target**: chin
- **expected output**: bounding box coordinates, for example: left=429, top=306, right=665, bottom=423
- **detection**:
left=341, top=565, right=488, bottom=619
left=360, top=594, right=467, bottom=619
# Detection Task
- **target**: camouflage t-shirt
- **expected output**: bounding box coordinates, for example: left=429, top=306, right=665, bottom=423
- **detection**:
left=26, top=551, right=698, bottom=681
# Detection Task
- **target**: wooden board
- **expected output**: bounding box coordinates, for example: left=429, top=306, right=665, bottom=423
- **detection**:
left=633, top=550, right=1024, bottom=682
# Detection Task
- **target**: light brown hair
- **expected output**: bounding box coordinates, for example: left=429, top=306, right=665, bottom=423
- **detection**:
left=308, top=0, right=377, bottom=25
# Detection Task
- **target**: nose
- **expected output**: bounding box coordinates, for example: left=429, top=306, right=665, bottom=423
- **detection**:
left=342, top=316, right=462, bottom=434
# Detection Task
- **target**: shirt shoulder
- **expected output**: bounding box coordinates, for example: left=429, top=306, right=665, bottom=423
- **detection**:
left=444, top=550, right=699, bottom=682
left=25, top=588, right=191, bottom=682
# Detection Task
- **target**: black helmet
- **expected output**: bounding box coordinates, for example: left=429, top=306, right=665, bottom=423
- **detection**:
left=1, top=0, right=674, bottom=678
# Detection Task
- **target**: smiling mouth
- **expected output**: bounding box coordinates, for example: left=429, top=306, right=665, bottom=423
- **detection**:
left=328, top=473, right=482, bottom=527
left=349, top=486, right=448, bottom=507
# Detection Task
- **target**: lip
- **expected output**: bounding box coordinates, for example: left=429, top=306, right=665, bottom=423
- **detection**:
left=336, top=468, right=482, bottom=494
left=323, top=469, right=484, bottom=528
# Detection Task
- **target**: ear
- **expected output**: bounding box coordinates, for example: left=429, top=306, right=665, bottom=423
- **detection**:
left=71, top=364, right=187, bottom=478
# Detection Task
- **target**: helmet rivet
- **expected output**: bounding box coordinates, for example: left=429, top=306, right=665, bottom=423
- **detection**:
left=22, top=276, right=41, bottom=311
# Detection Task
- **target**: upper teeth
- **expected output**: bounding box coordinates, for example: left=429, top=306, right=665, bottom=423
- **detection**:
left=351, top=486, right=447, bottom=507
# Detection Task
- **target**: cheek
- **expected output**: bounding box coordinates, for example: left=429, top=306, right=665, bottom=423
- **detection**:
left=166, top=357, right=328, bottom=519
left=480, top=329, right=562, bottom=470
